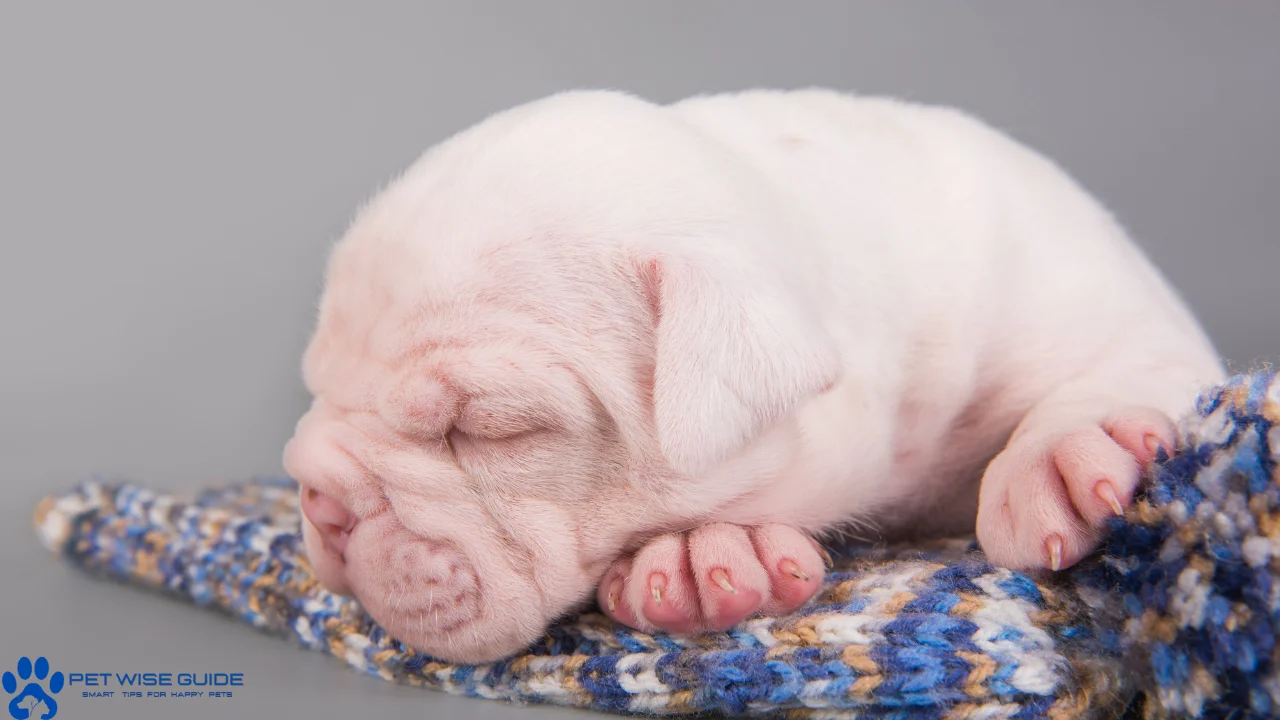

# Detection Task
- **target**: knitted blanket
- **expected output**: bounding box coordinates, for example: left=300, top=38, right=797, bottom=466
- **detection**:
left=32, top=372, right=1280, bottom=719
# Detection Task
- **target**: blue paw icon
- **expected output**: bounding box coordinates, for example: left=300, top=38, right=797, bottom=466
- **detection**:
left=2, top=657, right=63, bottom=720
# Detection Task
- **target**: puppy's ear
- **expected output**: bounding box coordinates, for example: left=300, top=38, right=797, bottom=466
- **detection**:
left=635, top=251, right=841, bottom=477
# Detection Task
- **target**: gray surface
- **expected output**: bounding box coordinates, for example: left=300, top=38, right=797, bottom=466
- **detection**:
left=2, top=2, right=1278, bottom=718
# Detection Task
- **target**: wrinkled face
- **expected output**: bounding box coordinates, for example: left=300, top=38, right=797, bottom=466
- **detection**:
left=283, top=286, right=648, bottom=663
left=282, top=91, right=841, bottom=663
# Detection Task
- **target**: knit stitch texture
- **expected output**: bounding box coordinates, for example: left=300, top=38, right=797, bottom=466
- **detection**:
left=32, top=371, right=1280, bottom=719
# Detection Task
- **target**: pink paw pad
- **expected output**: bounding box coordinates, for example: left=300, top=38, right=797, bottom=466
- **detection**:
left=597, top=523, right=824, bottom=634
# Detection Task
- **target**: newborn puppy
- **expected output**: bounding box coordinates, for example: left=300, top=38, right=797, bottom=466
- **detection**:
left=282, top=89, right=1224, bottom=663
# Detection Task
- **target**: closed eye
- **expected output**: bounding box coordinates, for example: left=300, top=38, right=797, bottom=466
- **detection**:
left=454, top=400, right=560, bottom=439
left=448, top=425, right=542, bottom=449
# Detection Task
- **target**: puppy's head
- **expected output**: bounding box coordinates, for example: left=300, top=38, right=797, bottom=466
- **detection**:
left=283, top=91, right=840, bottom=662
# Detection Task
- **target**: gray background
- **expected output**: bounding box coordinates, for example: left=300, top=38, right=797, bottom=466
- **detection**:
left=2, top=2, right=1277, bottom=718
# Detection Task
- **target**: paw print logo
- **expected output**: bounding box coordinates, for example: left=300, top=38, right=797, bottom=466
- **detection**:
left=2, top=657, right=63, bottom=720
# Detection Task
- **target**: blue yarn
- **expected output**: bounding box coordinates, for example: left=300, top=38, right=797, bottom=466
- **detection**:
left=1073, top=370, right=1280, bottom=718
left=32, top=371, right=1280, bottom=718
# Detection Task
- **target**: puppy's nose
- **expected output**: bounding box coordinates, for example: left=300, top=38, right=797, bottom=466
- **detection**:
left=300, top=487, right=357, bottom=555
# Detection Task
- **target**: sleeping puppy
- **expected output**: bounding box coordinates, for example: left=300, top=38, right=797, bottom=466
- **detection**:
left=282, top=89, right=1225, bottom=663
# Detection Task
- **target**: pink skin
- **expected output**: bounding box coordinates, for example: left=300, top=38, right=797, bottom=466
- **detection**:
left=282, top=92, right=852, bottom=662
left=283, top=270, right=836, bottom=656
left=595, top=524, right=825, bottom=634
left=281, top=90, right=1223, bottom=662
left=300, top=486, right=355, bottom=556
left=302, top=475, right=827, bottom=637
left=977, top=405, right=1177, bottom=571
left=285, top=380, right=607, bottom=664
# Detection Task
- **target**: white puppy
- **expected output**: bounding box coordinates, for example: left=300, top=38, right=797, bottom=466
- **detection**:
left=283, top=89, right=1224, bottom=663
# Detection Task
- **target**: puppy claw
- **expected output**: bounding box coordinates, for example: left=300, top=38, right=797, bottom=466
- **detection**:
left=1144, top=434, right=1163, bottom=456
left=780, top=559, right=809, bottom=581
left=818, top=546, right=834, bottom=570
left=1096, top=481, right=1124, bottom=516
left=606, top=578, right=621, bottom=613
left=1046, top=535, right=1064, bottom=571
left=979, top=406, right=1177, bottom=572
left=710, top=568, right=737, bottom=594
left=602, top=524, right=824, bottom=634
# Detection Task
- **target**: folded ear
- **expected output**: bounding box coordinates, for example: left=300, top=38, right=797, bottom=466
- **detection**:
left=635, top=251, right=842, bottom=477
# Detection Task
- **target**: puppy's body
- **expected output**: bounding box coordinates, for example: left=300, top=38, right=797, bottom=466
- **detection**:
left=667, top=90, right=1221, bottom=536
left=285, top=89, right=1224, bottom=663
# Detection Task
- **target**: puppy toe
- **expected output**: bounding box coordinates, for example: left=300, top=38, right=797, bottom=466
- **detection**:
left=597, top=558, right=643, bottom=629
left=749, top=524, right=824, bottom=614
left=1011, top=473, right=1100, bottom=571
left=601, top=523, right=824, bottom=634
left=627, top=533, right=699, bottom=634
left=979, top=442, right=1101, bottom=572
left=1102, top=405, right=1177, bottom=465
left=1052, top=426, right=1144, bottom=528
left=687, top=523, right=768, bottom=630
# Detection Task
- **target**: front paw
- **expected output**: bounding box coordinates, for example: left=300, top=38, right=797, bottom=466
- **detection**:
left=596, top=523, right=826, bottom=634
left=977, top=405, right=1175, bottom=571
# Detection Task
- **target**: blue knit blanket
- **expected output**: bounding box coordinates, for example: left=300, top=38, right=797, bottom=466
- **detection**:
left=32, top=372, right=1280, bottom=719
